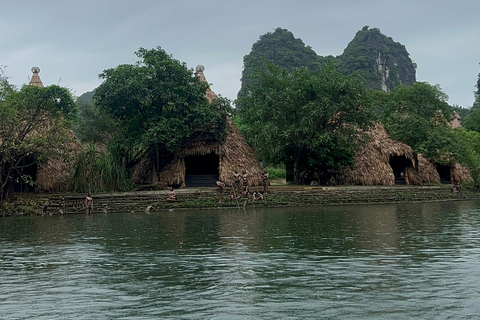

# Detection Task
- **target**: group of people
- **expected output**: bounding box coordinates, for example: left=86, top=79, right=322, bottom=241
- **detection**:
left=83, top=169, right=270, bottom=214
left=216, top=169, right=270, bottom=208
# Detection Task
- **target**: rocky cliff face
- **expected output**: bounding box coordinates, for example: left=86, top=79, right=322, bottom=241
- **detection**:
left=337, top=26, right=416, bottom=92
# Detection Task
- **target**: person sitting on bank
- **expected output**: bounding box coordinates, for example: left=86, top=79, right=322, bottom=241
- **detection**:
left=85, top=192, right=93, bottom=215
left=167, top=187, right=176, bottom=202
left=253, top=190, right=263, bottom=202
left=452, top=181, right=462, bottom=193
left=216, top=179, right=225, bottom=203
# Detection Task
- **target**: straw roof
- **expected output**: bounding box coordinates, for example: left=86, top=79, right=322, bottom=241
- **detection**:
left=404, top=154, right=440, bottom=185
left=28, top=67, right=44, bottom=87
left=451, top=163, right=473, bottom=184
left=36, top=128, right=82, bottom=192
left=449, top=111, right=462, bottom=129
left=339, top=122, right=473, bottom=186
left=195, top=65, right=218, bottom=103
left=339, top=123, right=415, bottom=185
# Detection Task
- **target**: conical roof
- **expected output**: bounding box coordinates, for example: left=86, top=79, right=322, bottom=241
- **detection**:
left=195, top=65, right=217, bottom=103
left=29, top=66, right=44, bottom=87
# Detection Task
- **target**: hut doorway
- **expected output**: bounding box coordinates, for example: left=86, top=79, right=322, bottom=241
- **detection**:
left=184, top=152, right=219, bottom=187
left=435, top=164, right=451, bottom=184
left=389, top=155, right=411, bottom=185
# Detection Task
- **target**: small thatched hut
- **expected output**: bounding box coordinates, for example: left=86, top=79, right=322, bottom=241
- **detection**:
left=339, top=123, right=415, bottom=185
left=339, top=123, right=472, bottom=186
left=11, top=67, right=82, bottom=193
left=133, top=66, right=263, bottom=188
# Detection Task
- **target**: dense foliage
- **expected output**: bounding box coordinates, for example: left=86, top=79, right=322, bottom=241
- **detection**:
left=74, top=97, right=119, bottom=145
left=237, top=62, right=373, bottom=183
left=94, top=47, right=230, bottom=174
left=463, top=67, right=480, bottom=133
left=69, top=144, right=131, bottom=193
left=0, top=68, right=76, bottom=201
left=380, top=82, right=465, bottom=163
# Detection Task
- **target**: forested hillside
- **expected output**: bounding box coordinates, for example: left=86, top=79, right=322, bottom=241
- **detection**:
left=239, top=26, right=416, bottom=97
left=337, top=26, right=416, bottom=92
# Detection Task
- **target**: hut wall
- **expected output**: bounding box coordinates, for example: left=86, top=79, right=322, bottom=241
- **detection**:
left=451, top=163, right=473, bottom=184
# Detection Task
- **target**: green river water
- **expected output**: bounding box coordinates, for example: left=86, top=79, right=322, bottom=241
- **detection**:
left=1, top=200, right=480, bottom=319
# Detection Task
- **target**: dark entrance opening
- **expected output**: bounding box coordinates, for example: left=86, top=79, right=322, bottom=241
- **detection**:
left=389, top=155, right=411, bottom=185
left=435, top=164, right=451, bottom=184
left=13, top=156, right=38, bottom=193
left=184, top=153, right=219, bottom=187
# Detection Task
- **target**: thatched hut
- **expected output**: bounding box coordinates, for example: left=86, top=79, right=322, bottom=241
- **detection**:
left=133, top=66, right=263, bottom=188
left=35, top=131, right=82, bottom=192
left=339, top=123, right=415, bottom=185
left=339, top=123, right=472, bottom=186
left=11, top=67, right=82, bottom=193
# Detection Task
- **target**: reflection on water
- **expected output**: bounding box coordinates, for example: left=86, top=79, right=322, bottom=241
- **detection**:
left=1, top=201, right=480, bottom=319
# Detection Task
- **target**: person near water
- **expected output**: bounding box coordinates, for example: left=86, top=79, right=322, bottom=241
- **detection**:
left=242, top=185, right=249, bottom=209
left=85, top=192, right=93, bottom=214
left=253, top=190, right=263, bottom=201
left=233, top=170, right=241, bottom=195
left=242, top=169, right=248, bottom=188
left=167, top=187, right=176, bottom=202
left=216, top=179, right=225, bottom=203
left=261, top=169, right=270, bottom=195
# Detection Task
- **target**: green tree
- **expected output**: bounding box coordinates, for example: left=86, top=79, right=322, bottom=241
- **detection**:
left=94, top=47, right=230, bottom=174
left=462, top=66, right=480, bottom=132
left=0, top=69, right=76, bottom=201
left=236, top=62, right=373, bottom=183
left=74, top=98, right=119, bottom=144
left=381, top=82, right=463, bottom=164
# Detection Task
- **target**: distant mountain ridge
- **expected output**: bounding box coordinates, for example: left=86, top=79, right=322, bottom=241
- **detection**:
left=78, top=27, right=417, bottom=100
left=240, top=26, right=416, bottom=97
left=77, top=90, right=95, bottom=104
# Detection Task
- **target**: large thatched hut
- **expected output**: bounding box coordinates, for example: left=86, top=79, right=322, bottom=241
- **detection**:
left=133, top=66, right=263, bottom=188
left=339, top=123, right=472, bottom=186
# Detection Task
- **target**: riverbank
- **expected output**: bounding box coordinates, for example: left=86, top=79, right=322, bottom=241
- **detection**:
left=2, top=184, right=480, bottom=216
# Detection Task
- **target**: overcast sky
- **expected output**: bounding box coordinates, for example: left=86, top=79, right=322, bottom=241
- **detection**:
left=2, top=0, right=479, bottom=107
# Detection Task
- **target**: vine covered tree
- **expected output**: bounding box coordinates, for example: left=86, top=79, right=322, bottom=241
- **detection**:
left=94, top=47, right=230, bottom=174
left=0, top=68, right=76, bottom=201
left=236, top=62, right=374, bottom=183
left=381, top=82, right=465, bottom=164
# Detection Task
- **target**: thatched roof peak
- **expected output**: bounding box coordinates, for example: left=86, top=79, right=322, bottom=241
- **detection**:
left=195, top=65, right=218, bottom=103
left=29, top=66, right=44, bottom=87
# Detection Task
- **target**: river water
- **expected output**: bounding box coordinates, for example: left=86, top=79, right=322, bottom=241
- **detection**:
left=1, top=200, right=480, bottom=319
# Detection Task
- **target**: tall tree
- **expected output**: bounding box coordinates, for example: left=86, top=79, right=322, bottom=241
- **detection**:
left=94, top=47, right=230, bottom=173
left=0, top=70, right=76, bottom=201
left=236, top=62, right=373, bottom=183
left=463, top=64, right=480, bottom=132
left=381, top=82, right=463, bottom=164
